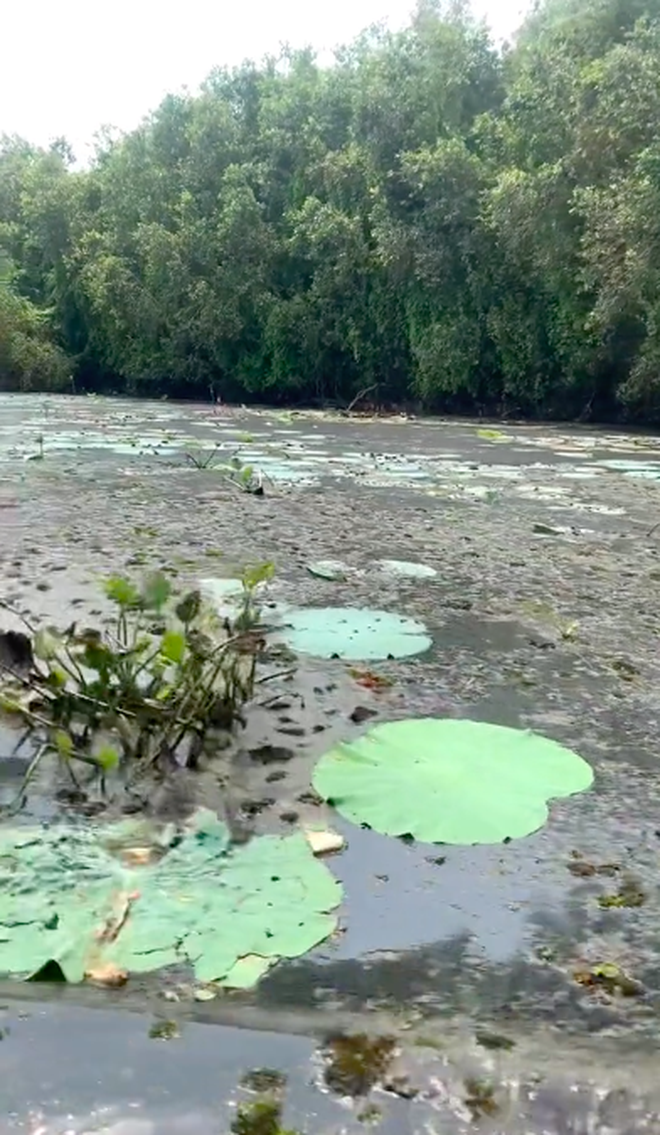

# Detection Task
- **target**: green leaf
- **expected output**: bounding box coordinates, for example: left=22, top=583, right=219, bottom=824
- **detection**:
left=175, top=590, right=201, bottom=625
left=274, top=607, right=431, bottom=661
left=33, top=628, right=60, bottom=661
left=0, top=812, right=342, bottom=986
left=79, top=640, right=113, bottom=674
left=312, top=719, right=593, bottom=844
left=47, top=666, right=67, bottom=688
left=307, top=560, right=349, bottom=582
left=140, top=572, right=172, bottom=611
left=242, top=562, right=275, bottom=591
left=95, top=745, right=120, bottom=771
left=53, top=730, right=74, bottom=759
left=592, top=963, right=620, bottom=980
left=160, top=630, right=185, bottom=664
left=0, top=692, right=24, bottom=714
left=104, top=576, right=141, bottom=609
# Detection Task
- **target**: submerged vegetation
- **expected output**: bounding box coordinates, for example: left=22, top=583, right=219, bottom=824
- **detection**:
left=322, top=1033, right=396, bottom=1097
left=3, top=0, right=660, bottom=418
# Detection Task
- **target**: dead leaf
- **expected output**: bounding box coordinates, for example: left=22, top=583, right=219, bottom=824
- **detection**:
left=85, top=962, right=128, bottom=987
left=304, top=828, right=345, bottom=856
left=119, top=846, right=157, bottom=867
left=348, top=667, right=394, bottom=692
left=193, top=987, right=217, bottom=1002
left=574, top=962, right=643, bottom=997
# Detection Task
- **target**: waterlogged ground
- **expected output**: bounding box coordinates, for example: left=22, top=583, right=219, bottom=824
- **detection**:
left=2, top=394, right=660, bottom=1130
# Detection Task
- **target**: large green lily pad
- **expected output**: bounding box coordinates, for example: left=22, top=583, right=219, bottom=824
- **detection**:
left=275, top=607, right=431, bottom=660
left=313, top=718, right=593, bottom=844
left=0, top=810, right=342, bottom=985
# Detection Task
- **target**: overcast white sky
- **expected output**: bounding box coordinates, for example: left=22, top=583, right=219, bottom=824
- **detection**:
left=2, top=0, right=528, bottom=161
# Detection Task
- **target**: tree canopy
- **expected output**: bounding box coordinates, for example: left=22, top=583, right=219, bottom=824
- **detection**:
left=3, top=0, right=660, bottom=420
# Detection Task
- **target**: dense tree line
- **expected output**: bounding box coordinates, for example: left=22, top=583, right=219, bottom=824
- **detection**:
left=3, top=0, right=660, bottom=419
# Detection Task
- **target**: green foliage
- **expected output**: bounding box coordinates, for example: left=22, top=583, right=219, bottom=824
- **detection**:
left=184, top=444, right=266, bottom=493
left=0, top=256, right=71, bottom=392
left=0, top=566, right=272, bottom=797
left=4, top=0, right=660, bottom=417
left=0, top=809, right=342, bottom=986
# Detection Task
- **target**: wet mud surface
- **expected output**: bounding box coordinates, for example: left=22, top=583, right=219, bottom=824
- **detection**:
left=2, top=395, right=660, bottom=1127
left=4, top=1000, right=660, bottom=1134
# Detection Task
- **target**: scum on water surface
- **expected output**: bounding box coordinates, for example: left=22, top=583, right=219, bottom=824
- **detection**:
left=2, top=394, right=660, bottom=1069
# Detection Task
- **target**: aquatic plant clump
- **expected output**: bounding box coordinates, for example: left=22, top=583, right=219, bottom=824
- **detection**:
left=0, top=563, right=274, bottom=797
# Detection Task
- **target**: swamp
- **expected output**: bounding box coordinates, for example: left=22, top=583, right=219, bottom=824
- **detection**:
left=1, top=393, right=660, bottom=1132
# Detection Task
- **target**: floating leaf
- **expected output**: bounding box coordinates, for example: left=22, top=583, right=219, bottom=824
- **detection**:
left=348, top=667, right=394, bottom=691
left=86, top=961, right=128, bottom=987
left=193, top=986, right=217, bottom=1002
left=532, top=523, right=562, bottom=536
left=0, top=810, right=342, bottom=986
left=575, top=962, right=643, bottom=997
left=304, top=828, right=345, bottom=856
left=313, top=719, right=593, bottom=844
left=275, top=607, right=431, bottom=661
left=307, top=561, right=349, bottom=582
left=377, top=560, right=437, bottom=579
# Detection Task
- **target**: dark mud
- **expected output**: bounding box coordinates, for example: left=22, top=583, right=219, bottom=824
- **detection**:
left=2, top=395, right=660, bottom=1127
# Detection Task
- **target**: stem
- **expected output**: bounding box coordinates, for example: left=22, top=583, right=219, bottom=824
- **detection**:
left=1, top=742, right=48, bottom=815
left=0, top=599, right=37, bottom=634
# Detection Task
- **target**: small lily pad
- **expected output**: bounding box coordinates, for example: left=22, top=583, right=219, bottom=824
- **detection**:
left=377, top=560, right=437, bottom=579
left=274, top=607, right=431, bottom=661
left=307, top=561, right=350, bottom=582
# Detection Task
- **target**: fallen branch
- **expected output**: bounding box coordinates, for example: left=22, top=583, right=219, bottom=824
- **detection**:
left=346, top=384, right=378, bottom=415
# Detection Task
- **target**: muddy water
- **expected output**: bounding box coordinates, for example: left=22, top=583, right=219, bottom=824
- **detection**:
left=2, top=395, right=660, bottom=1129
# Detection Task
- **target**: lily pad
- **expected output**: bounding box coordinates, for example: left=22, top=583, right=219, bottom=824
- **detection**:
left=0, top=810, right=342, bottom=985
left=313, top=719, right=593, bottom=844
left=307, top=560, right=350, bottom=582
left=378, top=560, right=437, bottom=579
left=275, top=607, right=431, bottom=661
left=597, top=459, right=660, bottom=479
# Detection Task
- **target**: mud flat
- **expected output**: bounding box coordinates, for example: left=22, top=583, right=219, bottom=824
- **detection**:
left=2, top=394, right=660, bottom=1131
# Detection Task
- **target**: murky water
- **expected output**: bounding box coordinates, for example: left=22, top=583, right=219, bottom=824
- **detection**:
left=2, top=395, right=660, bottom=1127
